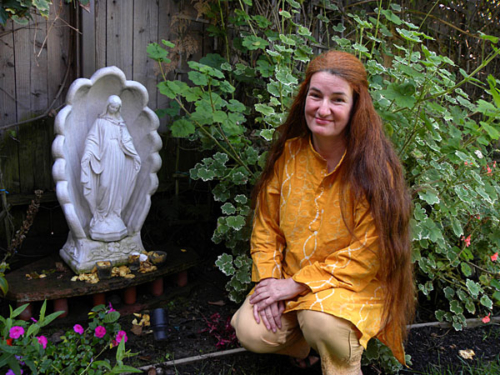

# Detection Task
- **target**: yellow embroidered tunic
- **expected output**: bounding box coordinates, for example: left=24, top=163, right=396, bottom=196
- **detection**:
left=250, top=136, right=405, bottom=364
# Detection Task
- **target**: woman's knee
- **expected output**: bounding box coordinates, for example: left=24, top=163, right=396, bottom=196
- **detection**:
left=298, top=310, right=363, bottom=363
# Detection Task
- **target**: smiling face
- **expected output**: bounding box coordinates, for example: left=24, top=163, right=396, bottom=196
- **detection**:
left=305, top=71, right=354, bottom=148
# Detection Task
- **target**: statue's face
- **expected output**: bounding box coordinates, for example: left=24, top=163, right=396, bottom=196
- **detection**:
left=108, top=102, right=120, bottom=114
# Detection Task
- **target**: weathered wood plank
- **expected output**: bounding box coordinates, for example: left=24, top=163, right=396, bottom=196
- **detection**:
left=81, top=0, right=96, bottom=77
left=30, top=12, right=49, bottom=115
left=13, top=20, right=31, bottom=122
left=106, top=0, right=134, bottom=78
left=95, top=0, right=107, bottom=70
left=47, top=2, right=71, bottom=109
left=132, top=0, right=159, bottom=108
left=0, top=21, right=17, bottom=127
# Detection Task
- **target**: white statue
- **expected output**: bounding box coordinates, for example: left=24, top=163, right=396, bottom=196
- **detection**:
left=52, top=66, right=162, bottom=274
left=81, top=95, right=141, bottom=242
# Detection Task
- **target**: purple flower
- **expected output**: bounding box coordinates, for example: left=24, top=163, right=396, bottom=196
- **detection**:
left=37, top=335, right=48, bottom=349
left=94, top=325, right=106, bottom=338
left=73, top=324, right=84, bottom=335
left=6, top=370, right=23, bottom=375
left=9, top=326, right=24, bottom=339
left=15, top=355, right=25, bottom=366
left=108, top=302, right=116, bottom=313
left=115, top=330, right=128, bottom=344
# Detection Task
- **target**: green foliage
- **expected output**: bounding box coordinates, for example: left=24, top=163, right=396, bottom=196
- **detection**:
left=0, top=302, right=140, bottom=374
left=0, top=0, right=87, bottom=25
left=150, top=1, right=500, bottom=372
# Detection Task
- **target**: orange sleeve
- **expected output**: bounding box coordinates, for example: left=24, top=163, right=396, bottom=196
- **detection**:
left=250, top=161, right=286, bottom=282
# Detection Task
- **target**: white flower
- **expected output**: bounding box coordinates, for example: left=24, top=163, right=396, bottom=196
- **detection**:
left=474, top=150, right=483, bottom=159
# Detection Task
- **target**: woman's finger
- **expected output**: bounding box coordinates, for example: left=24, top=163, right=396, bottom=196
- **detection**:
left=253, top=304, right=260, bottom=324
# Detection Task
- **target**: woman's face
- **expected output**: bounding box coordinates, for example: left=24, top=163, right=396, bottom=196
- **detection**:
left=305, top=71, right=353, bottom=145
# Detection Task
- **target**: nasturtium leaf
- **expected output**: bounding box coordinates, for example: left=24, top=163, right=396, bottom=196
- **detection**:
left=221, top=203, right=236, bottom=215
left=450, top=300, right=463, bottom=315
left=242, top=35, right=269, bottom=50
left=147, top=43, right=169, bottom=62
left=480, top=121, right=500, bottom=140
left=227, top=99, right=246, bottom=113
left=216, top=253, right=235, bottom=276
left=188, top=71, right=208, bottom=86
left=460, top=262, right=472, bottom=277
left=466, top=279, right=481, bottom=297
left=170, top=119, right=195, bottom=138
left=480, top=295, right=493, bottom=309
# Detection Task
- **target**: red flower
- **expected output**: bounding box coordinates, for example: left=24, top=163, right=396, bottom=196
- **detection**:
left=491, top=252, right=498, bottom=262
left=487, top=165, right=492, bottom=175
left=482, top=313, right=491, bottom=324
left=6, top=338, right=12, bottom=346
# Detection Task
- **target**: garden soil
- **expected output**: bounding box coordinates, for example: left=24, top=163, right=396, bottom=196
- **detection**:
left=5, top=252, right=499, bottom=375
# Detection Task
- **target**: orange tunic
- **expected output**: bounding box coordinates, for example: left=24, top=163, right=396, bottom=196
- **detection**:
left=250, top=136, right=405, bottom=364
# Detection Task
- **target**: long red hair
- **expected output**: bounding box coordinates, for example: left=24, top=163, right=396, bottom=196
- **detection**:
left=253, top=50, right=415, bottom=341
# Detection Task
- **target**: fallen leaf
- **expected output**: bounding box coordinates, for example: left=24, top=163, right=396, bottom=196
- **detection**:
left=139, top=355, right=152, bottom=361
left=181, top=249, right=187, bottom=252
left=459, top=349, right=475, bottom=360
left=131, top=324, right=143, bottom=336
left=55, top=262, right=66, bottom=272
left=147, top=367, right=157, bottom=375
left=208, top=300, right=226, bottom=306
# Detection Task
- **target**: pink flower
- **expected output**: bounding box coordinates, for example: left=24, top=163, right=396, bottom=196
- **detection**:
left=95, top=325, right=106, bottom=338
left=108, top=302, right=116, bottom=313
left=461, top=234, right=471, bottom=247
left=30, top=317, right=38, bottom=323
left=482, top=313, right=491, bottom=324
left=37, top=335, right=48, bottom=349
left=487, top=165, right=492, bottom=175
left=73, top=324, right=84, bottom=335
left=464, top=161, right=468, bottom=165
left=491, top=252, right=499, bottom=262
left=494, top=161, right=497, bottom=168
left=9, top=326, right=24, bottom=339
left=115, top=330, right=128, bottom=344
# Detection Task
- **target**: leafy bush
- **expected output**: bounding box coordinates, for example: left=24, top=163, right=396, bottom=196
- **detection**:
left=149, top=1, right=500, bottom=372
left=0, top=302, right=140, bottom=374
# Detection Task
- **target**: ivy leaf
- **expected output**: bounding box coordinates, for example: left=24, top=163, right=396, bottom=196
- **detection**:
left=170, top=119, right=195, bottom=138
left=255, top=104, right=275, bottom=116
left=216, top=253, right=236, bottom=276
left=444, top=287, right=455, bottom=299
left=221, top=203, right=236, bottom=215
left=449, top=300, right=463, bottom=315
left=275, top=69, right=298, bottom=86
left=418, top=189, right=440, bottom=205
left=234, top=194, right=248, bottom=204
left=197, top=168, right=216, bottom=181
left=451, top=217, right=463, bottom=237
left=435, top=310, right=446, bottom=321
left=466, top=279, right=481, bottom=297
left=480, top=295, right=493, bottom=309
left=465, top=299, right=476, bottom=314
left=226, top=215, right=246, bottom=231
left=460, top=262, right=472, bottom=277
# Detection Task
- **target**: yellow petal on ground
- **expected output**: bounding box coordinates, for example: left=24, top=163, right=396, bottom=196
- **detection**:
left=71, top=276, right=78, bottom=281
left=39, top=274, right=47, bottom=278
left=459, top=349, right=475, bottom=360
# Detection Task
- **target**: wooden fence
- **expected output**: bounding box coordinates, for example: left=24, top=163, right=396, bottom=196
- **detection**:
left=0, top=0, right=212, bottom=199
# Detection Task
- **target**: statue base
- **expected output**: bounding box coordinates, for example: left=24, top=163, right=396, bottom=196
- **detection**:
left=59, top=232, right=146, bottom=274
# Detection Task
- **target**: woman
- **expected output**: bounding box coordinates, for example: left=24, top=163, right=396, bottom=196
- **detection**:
left=231, top=51, right=415, bottom=374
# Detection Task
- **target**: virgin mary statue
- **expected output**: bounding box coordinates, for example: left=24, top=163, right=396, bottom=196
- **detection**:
left=81, top=95, right=141, bottom=242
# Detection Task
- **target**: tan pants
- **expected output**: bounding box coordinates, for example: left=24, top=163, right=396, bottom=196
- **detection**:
left=231, top=297, right=364, bottom=375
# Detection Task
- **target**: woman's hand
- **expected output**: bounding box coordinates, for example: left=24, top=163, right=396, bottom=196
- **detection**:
left=249, top=278, right=308, bottom=332
left=253, top=301, right=285, bottom=332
